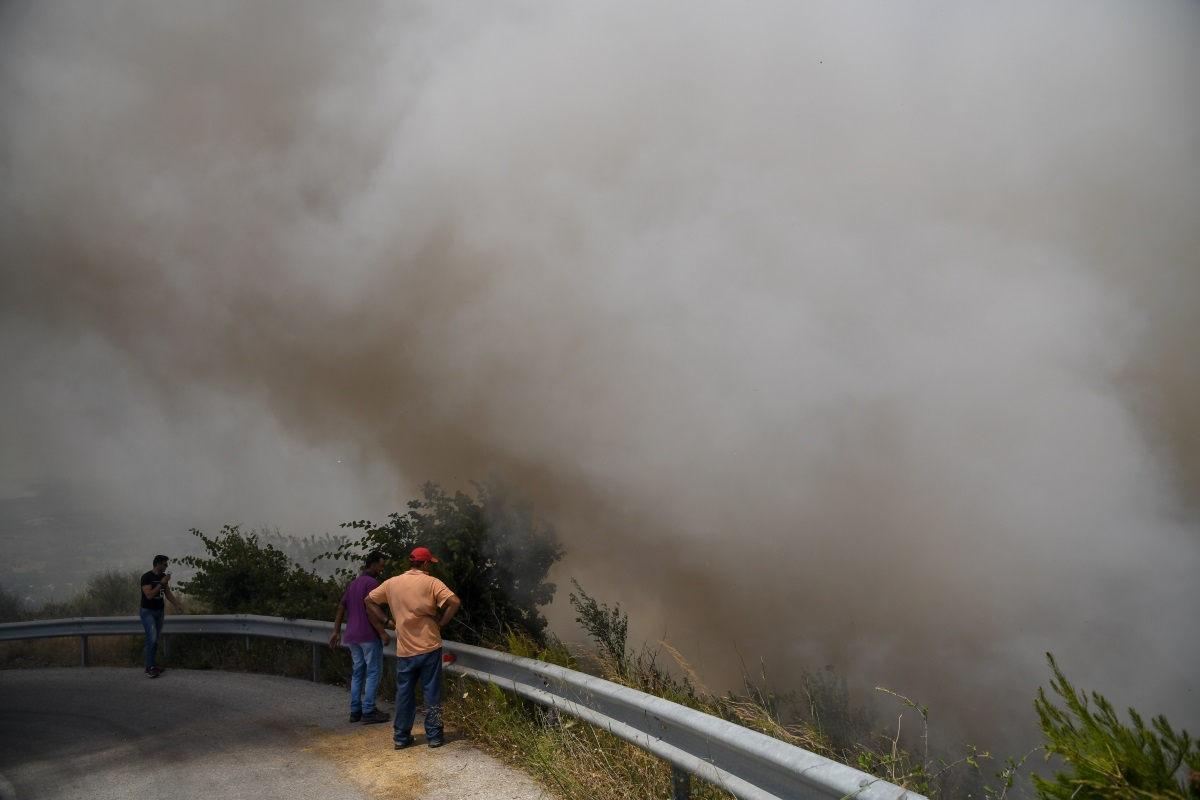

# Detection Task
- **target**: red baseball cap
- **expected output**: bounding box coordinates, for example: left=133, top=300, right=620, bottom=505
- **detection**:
left=409, top=546, right=439, bottom=563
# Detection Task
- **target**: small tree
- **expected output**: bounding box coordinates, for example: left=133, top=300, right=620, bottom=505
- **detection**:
left=179, top=525, right=341, bottom=619
left=1033, top=653, right=1200, bottom=800
left=568, top=579, right=629, bottom=677
left=326, top=479, right=564, bottom=644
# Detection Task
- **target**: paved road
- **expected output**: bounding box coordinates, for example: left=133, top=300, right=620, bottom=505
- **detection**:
left=0, top=668, right=552, bottom=800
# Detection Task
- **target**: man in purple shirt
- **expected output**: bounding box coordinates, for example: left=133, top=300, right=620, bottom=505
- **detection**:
left=329, top=551, right=391, bottom=723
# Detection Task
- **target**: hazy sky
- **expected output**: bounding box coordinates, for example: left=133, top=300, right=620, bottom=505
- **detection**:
left=2, top=0, right=1198, bottom=756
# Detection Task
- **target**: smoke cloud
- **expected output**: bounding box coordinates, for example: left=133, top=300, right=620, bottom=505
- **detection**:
left=3, top=0, right=1198, bottom=753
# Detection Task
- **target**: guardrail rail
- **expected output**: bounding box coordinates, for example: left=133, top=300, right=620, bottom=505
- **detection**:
left=0, top=615, right=923, bottom=800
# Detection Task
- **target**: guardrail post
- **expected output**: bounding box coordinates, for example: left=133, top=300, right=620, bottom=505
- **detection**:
left=670, top=766, right=691, bottom=800
left=80, top=635, right=89, bottom=667
left=312, top=643, right=321, bottom=683
left=163, top=634, right=170, bottom=661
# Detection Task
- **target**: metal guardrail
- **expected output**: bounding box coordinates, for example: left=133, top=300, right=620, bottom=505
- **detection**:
left=0, top=616, right=922, bottom=800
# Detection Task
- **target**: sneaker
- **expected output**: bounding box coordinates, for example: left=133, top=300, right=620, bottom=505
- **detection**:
left=361, top=709, right=390, bottom=725
left=146, top=668, right=160, bottom=679
left=427, top=738, right=444, bottom=749
left=393, top=739, right=414, bottom=750
left=349, top=711, right=362, bottom=723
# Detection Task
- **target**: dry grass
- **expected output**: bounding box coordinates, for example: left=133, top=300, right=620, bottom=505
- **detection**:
left=448, top=676, right=707, bottom=800
left=0, top=635, right=140, bottom=669
left=439, top=631, right=886, bottom=800
left=443, top=635, right=755, bottom=800
left=302, top=725, right=430, bottom=800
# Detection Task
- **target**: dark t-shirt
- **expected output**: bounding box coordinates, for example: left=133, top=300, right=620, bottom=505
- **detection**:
left=140, top=570, right=167, bottom=611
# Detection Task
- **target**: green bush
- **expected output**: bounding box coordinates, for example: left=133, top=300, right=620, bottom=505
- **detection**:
left=326, top=479, right=564, bottom=644
left=1033, top=653, right=1200, bottom=800
left=178, top=525, right=341, bottom=619
left=163, top=527, right=345, bottom=679
left=567, top=578, right=629, bottom=677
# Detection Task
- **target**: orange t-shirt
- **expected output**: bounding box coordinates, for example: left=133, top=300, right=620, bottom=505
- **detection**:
left=367, top=569, right=458, bottom=657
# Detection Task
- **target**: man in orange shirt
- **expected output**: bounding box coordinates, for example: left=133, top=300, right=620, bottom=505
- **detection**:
left=366, top=546, right=461, bottom=750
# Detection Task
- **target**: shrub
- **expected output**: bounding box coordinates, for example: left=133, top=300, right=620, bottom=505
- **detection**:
left=178, top=525, right=341, bottom=619
left=568, top=578, right=629, bottom=677
left=38, top=569, right=142, bottom=618
left=1033, top=653, right=1200, bottom=800
left=0, top=584, right=26, bottom=623
left=326, top=479, right=564, bottom=644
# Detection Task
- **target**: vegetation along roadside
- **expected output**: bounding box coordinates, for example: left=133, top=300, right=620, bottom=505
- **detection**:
left=2, top=480, right=1196, bottom=799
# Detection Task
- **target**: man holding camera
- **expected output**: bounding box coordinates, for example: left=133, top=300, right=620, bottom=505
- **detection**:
left=140, top=554, right=183, bottom=678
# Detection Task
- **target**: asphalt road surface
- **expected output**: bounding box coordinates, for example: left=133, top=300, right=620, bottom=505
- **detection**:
left=0, top=667, right=552, bottom=800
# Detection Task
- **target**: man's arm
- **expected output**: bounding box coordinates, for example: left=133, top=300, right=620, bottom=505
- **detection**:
left=435, top=595, right=461, bottom=629
left=141, top=576, right=162, bottom=601
left=366, top=607, right=391, bottom=647
left=142, top=574, right=181, bottom=611
left=364, top=597, right=393, bottom=630
left=162, top=584, right=183, bottom=613
left=328, top=602, right=346, bottom=648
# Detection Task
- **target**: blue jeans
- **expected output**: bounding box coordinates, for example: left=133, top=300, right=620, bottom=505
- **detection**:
left=393, top=648, right=443, bottom=744
left=347, top=639, right=383, bottom=714
left=140, top=607, right=164, bottom=671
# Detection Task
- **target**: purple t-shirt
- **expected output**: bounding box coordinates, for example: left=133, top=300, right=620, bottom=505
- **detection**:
left=340, top=572, right=382, bottom=644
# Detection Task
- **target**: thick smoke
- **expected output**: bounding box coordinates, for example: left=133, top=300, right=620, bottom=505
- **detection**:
left=2, top=0, right=1198, bottom=753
